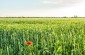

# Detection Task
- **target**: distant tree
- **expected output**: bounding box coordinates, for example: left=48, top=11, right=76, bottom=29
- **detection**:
left=74, top=15, right=78, bottom=18
left=63, top=16, right=67, bottom=18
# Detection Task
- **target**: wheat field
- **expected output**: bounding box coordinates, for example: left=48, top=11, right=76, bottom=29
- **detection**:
left=0, top=18, right=85, bottom=55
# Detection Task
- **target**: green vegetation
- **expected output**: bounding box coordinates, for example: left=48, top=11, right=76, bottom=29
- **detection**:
left=0, top=18, right=85, bottom=55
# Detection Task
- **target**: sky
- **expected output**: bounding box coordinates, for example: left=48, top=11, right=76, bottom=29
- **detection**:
left=0, top=0, right=85, bottom=17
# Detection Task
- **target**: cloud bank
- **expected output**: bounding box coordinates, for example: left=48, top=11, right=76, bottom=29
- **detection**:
left=42, top=0, right=84, bottom=7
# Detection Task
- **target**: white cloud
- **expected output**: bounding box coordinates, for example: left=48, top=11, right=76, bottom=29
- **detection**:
left=42, top=0, right=84, bottom=5
left=43, top=0, right=63, bottom=5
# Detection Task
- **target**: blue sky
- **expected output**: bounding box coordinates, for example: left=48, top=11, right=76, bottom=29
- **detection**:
left=0, top=0, right=85, bottom=17
left=0, top=0, right=42, bottom=10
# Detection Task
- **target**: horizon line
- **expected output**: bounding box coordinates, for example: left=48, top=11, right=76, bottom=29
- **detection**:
left=0, top=16, right=85, bottom=18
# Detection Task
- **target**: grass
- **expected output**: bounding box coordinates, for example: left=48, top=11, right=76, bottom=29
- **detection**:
left=0, top=18, right=85, bottom=55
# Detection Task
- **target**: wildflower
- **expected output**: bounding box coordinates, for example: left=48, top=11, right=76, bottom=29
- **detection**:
left=26, top=41, right=33, bottom=46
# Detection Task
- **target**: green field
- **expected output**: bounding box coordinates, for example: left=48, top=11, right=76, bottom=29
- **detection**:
left=0, top=18, right=85, bottom=55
